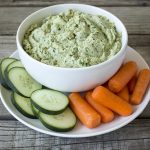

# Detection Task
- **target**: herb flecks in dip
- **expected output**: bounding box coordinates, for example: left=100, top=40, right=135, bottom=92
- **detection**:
left=23, top=9, right=122, bottom=68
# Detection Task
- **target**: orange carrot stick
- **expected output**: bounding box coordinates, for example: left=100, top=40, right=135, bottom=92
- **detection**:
left=117, top=86, right=129, bottom=102
left=85, top=91, right=114, bottom=123
left=130, top=69, right=150, bottom=105
left=69, top=93, right=101, bottom=128
left=128, top=75, right=137, bottom=94
left=92, top=86, right=133, bottom=116
left=108, top=61, right=137, bottom=93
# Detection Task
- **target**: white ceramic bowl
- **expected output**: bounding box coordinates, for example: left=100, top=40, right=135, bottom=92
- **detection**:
left=16, top=4, right=128, bottom=92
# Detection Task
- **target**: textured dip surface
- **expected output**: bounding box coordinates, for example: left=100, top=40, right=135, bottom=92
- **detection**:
left=23, top=9, right=122, bottom=68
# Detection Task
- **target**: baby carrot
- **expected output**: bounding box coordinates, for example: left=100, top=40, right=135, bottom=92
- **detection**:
left=92, top=86, right=133, bottom=116
left=128, top=75, right=137, bottom=94
left=117, top=86, right=129, bottom=102
left=85, top=91, right=114, bottom=123
left=108, top=61, right=137, bottom=93
left=69, top=93, right=101, bottom=128
left=130, top=69, right=150, bottom=105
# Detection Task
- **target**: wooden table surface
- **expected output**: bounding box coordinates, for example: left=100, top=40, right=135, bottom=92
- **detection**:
left=0, top=0, right=150, bottom=149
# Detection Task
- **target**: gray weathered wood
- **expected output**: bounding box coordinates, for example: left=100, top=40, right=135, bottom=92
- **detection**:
left=0, top=119, right=150, bottom=149
left=0, top=1, right=150, bottom=149
left=0, top=36, right=16, bottom=57
left=0, top=102, right=13, bottom=120
left=0, top=7, right=150, bottom=35
left=0, top=0, right=150, bottom=7
left=128, top=35, right=150, bottom=47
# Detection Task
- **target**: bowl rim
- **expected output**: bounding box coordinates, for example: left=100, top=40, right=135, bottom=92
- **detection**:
left=16, top=3, right=128, bottom=71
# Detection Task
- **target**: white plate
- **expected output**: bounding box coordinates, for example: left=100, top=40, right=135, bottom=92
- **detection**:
left=0, top=46, right=150, bottom=138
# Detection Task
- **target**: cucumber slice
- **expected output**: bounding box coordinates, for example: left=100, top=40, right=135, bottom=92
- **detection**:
left=4, top=60, right=24, bottom=88
left=6, top=60, right=23, bottom=72
left=0, top=59, right=3, bottom=84
left=31, top=89, right=69, bottom=114
left=39, top=107, right=76, bottom=132
left=11, top=92, right=36, bottom=119
left=0, top=58, right=17, bottom=89
left=7, top=67, right=42, bottom=97
left=31, top=104, right=39, bottom=117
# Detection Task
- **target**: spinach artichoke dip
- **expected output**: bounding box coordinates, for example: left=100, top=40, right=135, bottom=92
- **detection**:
left=23, top=9, right=122, bottom=68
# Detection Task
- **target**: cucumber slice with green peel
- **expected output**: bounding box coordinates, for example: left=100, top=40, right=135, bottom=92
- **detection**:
left=0, top=59, right=3, bottom=84
left=0, top=58, right=17, bottom=89
left=7, top=67, right=42, bottom=97
left=31, top=104, right=39, bottom=117
left=31, top=89, right=69, bottom=115
left=4, top=60, right=24, bottom=88
left=11, top=92, right=37, bottom=119
left=39, top=107, right=76, bottom=132
left=6, top=60, right=23, bottom=72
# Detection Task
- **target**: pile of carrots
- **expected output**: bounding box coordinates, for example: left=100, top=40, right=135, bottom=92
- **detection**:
left=69, top=61, right=150, bottom=128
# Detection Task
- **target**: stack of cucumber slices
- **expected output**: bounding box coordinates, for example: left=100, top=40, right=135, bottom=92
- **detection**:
left=0, top=58, right=76, bottom=132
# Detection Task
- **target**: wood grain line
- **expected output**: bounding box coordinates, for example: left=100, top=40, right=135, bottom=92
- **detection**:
left=0, top=0, right=150, bottom=7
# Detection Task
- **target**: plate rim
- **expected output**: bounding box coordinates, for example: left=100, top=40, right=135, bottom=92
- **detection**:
left=0, top=46, right=150, bottom=138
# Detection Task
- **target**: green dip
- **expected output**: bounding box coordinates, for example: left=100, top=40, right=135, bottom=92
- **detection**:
left=23, top=9, right=122, bottom=68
